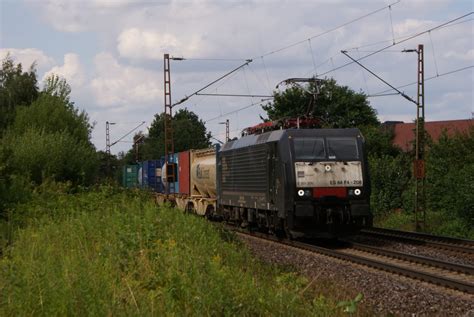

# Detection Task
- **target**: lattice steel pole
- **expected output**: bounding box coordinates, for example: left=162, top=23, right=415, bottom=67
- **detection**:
left=106, top=121, right=112, bottom=176
left=106, top=121, right=111, bottom=155
left=414, top=44, right=426, bottom=231
left=225, top=119, right=229, bottom=142
left=163, top=54, right=175, bottom=194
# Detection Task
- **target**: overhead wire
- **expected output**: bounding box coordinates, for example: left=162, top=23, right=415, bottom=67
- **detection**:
left=428, top=31, right=440, bottom=76
left=171, top=59, right=252, bottom=108
left=204, top=98, right=273, bottom=123
left=343, top=15, right=473, bottom=52
left=196, top=93, right=273, bottom=98
left=318, top=12, right=473, bottom=77
left=368, top=65, right=474, bottom=98
left=308, top=39, right=318, bottom=76
left=389, top=4, right=396, bottom=45
left=341, top=50, right=418, bottom=104
left=110, top=121, right=146, bottom=146
left=356, top=48, right=370, bottom=94
left=261, top=56, right=272, bottom=90
left=253, top=0, right=401, bottom=59
left=168, top=8, right=472, bottom=133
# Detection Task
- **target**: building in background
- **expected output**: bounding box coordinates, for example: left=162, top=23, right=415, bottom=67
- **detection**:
left=383, top=119, right=473, bottom=151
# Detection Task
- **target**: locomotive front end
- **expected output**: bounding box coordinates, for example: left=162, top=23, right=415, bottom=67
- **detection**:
left=288, top=130, right=372, bottom=237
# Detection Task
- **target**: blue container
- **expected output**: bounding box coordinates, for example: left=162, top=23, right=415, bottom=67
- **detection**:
left=156, top=158, right=165, bottom=193
left=161, top=155, right=179, bottom=193
left=141, top=160, right=165, bottom=192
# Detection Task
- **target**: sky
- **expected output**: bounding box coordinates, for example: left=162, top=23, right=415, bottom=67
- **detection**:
left=1, top=0, right=473, bottom=155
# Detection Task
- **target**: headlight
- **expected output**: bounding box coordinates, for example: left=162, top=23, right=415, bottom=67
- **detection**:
left=298, top=189, right=305, bottom=197
left=354, top=189, right=361, bottom=196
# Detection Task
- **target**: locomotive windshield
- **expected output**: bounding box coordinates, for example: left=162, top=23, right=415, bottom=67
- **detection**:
left=293, top=136, right=359, bottom=160
left=294, top=137, right=325, bottom=160
left=327, top=137, right=359, bottom=159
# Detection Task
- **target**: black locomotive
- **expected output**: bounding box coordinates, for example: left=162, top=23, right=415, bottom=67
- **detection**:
left=217, top=128, right=372, bottom=238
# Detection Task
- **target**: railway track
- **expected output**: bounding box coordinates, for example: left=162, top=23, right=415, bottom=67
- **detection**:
left=360, top=227, right=474, bottom=255
left=232, top=228, right=474, bottom=294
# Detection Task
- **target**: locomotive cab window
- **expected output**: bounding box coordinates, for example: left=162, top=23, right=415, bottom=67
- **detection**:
left=327, top=138, right=359, bottom=159
left=294, top=138, right=325, bottom=160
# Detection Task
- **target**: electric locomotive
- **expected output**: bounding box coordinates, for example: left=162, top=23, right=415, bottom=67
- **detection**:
left=217, top=128, right=372, bottom=238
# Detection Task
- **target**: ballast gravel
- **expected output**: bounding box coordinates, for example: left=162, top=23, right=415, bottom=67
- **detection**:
left=348, top=234, right=474, bottom=267
left=237, top=234, right=474, bottom=317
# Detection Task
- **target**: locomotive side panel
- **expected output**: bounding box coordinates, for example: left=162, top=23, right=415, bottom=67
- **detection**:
left=219, top=143, right=270, bottom=210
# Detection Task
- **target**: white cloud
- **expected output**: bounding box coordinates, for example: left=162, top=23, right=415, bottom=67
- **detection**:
left=0, top=48, right=55, bottom=71
left=43, top=53, right=85, bottom=87
left=14, top=0, right=473, bottom=154
left=90, top=52, right=162, bottom=107
left=393, top=19, right=435, bottom=38
left=443, top=49, right=474, bottom=61
left=31, top=0, right=137, bottom=32
left=117, top=28, right=201, bottom=60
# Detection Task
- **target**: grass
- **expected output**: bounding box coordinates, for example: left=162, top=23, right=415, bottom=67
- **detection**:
left=375, top=210, right=474, bottom=240
left=0, top=186, right=356, bottom=316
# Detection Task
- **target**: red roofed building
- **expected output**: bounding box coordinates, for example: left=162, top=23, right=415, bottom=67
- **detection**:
left=384, top=119, right=473, bottom=152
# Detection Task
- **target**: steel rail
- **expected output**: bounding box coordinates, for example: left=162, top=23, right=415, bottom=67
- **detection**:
left=344, top=241, right=474, bottom=275
left=232, top=229, right=474, bottom=294
left=361, top=227, right=474, bottom=254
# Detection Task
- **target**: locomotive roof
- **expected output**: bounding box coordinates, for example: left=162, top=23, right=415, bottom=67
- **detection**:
left=220, top=128, right=361, bottom=152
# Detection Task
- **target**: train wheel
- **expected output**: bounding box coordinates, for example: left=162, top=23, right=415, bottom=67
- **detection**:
left=185, top=202, right=195, bottom=214
left=205, top=205, right=215, bottom=220
left=275, top=218, right=289, bottom=239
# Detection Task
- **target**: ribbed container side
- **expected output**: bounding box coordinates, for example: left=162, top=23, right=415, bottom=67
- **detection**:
left=156, top=158, right=165, bottom=193
left=123, top=165, right=139, bottom=188
left=172, top=153, right=179, bottom=194
left=142, top=161, right=149, bottom=188
left=160, top=155, right=179, bottom=194
left=178, top=151, right=190, bottom=194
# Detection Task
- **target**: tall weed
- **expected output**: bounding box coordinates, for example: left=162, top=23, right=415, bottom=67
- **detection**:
left=1, top=188, right=345, bottom=316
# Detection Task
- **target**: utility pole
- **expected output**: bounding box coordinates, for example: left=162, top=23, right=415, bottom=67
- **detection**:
left=105, top=121, right=115, bottom=177
left=163, top=54, right=176, bottom=194
left=414, top=44, right=426, bottom=231
left=225, top=119, right=229, bottom=142
left=134, top=134, right=145, bottom=162
left=106, top=121, right=112, bottom=155
left=402, top=45, right=426, bottom=231
left=219, top=119, right=230, bottom=142
left=341, top=47, right=426, bottom=231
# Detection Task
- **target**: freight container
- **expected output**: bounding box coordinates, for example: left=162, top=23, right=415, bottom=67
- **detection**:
left=178, top=151, right=190, bottom=194
left=155, top=158, right=165, bottom=193
left=190, top=148, right=216, bottom=198
left=137, top=162, right=144, bottom=188
left=162, top=154, right=179, bottom=193
left=142, top=160, right=155, bottom=190
left=122, top=164, right=139, bottom=188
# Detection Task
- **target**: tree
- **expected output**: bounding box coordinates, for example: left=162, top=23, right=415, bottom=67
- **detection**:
left=141, top=108, right=211, bottom=159
left=11, top=92, right=92, bottom=144
left=262, top=78, right=379, bottom=128
left=1, top=75, right=98, bottom=186
left=0, top=56, right=39, bottom=135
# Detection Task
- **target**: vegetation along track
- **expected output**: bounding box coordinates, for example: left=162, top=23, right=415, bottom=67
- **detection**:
left=360, top=227, right=474, bottom=255
left=231, top=228, right=474, bottom=295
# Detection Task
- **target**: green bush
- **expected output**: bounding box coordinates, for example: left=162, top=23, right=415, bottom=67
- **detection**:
left=3, top=128, right=98, bottom=186
left=426, top=129, right=474, bottom=226
left=368, top=154, right=410, bottom=215
left=1, top=188, right=340, bottom=316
